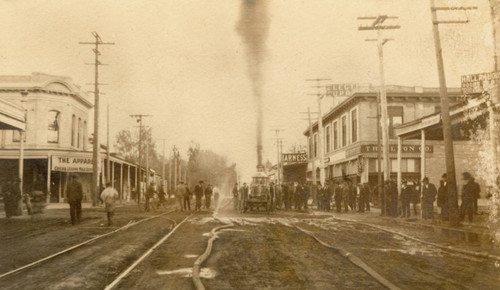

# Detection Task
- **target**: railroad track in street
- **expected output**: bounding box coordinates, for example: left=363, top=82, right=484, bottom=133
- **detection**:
left=290, top=216, right=494, bottom=290
left=0, top=208, right=179, bottom=280
left=293, top=224, right=401, bottom=290
left=327, top=215, right=500, bottom=261
left=104, top=213, right=194, bottom=290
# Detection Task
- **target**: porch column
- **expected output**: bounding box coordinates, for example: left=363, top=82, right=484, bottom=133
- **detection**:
left=18, top=130, right=24, bottom=214
left=127, top=164, right=131, bottom=202
left=421, top=129, right=426, bottom=218
left=397, top=136, right=402, bottom=195
left=120, top=163, right=123, bottom=200
left=111, top=161, right=115, bottom=188
left=134, top=165, right=138, bottom=203
left=58, top=172, right=62, bottom=202
left=47, top=155, right=51, bottom=203
left=421, top=130, right=426, bottom=181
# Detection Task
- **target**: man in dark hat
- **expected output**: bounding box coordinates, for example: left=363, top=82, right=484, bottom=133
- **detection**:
left=232, top=182, right=239, bottom=211
left=461, top=172, right=480, bottom=222
left=195, top=180, right=205, bottom=211
left=67, top=175, right=83, bottom=225
left=400, top=180, right=411, bottom=218
left=421, top=177, right=437, bottom=220
left=437, top=173, right=449, bottom=220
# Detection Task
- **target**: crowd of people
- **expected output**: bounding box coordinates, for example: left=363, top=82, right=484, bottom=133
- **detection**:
left=230, top=171, right=483, bottom=224
left=1, top=171, right=483, bottom=227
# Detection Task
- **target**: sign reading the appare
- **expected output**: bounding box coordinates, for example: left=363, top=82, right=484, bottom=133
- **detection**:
left=282, top=153, right=307, bottom=163
left=52, top=156, right=93, bottom=172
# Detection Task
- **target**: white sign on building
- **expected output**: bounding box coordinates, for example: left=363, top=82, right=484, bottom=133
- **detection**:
left=52, top=155, right=93, bottom=172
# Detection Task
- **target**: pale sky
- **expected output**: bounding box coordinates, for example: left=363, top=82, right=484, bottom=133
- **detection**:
left=0, top=0, right=494, bottom=180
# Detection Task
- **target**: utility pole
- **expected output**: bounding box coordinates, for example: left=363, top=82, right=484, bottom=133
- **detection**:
left=429, top=1, right=477, bottom=226
left=306, top=78, right=331, bottom=187
left=159, top=139, right=166, bottom=192
left=146, top=140, right=150, bottom=187
left=18, top=90, right=28, bottom=214
left=130, top=114, right=152, bottom=203
left=106, top=103, right=110, bottom=185
left=173, top=146, right=178, bottom=191
left=169, top=154, right=173, bottom=198
left=367, top=91, right=385, bottom=215
left=300, top=107, right=319, bottom=200
left=80, top=32, right=114, bottom=206
left=271, top=129, right=284, bottom=186
left=358, top=15, right=400, bottom=192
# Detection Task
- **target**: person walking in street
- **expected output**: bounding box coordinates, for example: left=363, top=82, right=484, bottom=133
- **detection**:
left=67, top=175, right=83, bottom=225
left=205, top=184, right=213, bottom=210
left=364, top=183, right=371, bottom=211
left=421, top=177, right=437, bottom=220
left=183, top=183, right=192, bottom=211
left=325, top=181, right=333, bottom=212
left=145, top=182, right=156, bottom=212
left=294, top=182, right=301, bottom=210
left=389, top=180, right=399, bottom=217
left=400, top=181, right=412, bottom=218
left=282, top=183, right=290, bottom=210
left=101, top=182, right=119, bottom=226
left=158, top=185, right=167, bottom=208
left=334, top=182, right=343, bottom=213
left=175, top=181, right=187, bottom=211
left=195, top=181, right=205, bottom=211
left=302, top=183, right=310, bottom=210
left=269, top=182, right=275, bottom=211
left=437, top=173, right=449, bottom=221
left=342, top=180, right=350, bottom=212
left=317, top=182, right=324, bottom=211
left=232, top=183, right=239, bottom=211
left=461, top=172, right=480, bottom=223
left=348, top=180, right=356, bottom=211
left=213, top=186, right=220, bottom=208
left=358, top=182, right=370, bottom=213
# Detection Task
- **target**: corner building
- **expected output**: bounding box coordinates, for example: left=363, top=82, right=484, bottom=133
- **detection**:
left=304, top=85, right=462, bottom=186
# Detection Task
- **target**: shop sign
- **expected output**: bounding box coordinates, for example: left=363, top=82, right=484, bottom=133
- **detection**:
left=461, top=71, right=500, bottom=95
left=52, top=156, right=93, bottom=172
left=325, top=83, right=366, bottom=97
left=361, top=144, right=433, bottom=153
left=282, top=153, right=307, bottom=163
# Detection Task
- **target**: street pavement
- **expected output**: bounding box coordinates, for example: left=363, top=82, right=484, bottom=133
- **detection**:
left=0, top=199, right=499, bottom=289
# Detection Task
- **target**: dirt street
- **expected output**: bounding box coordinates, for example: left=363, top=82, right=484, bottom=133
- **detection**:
left=1, top=199, right=499, bottom=289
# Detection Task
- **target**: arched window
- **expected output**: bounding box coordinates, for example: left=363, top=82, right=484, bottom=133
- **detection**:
left=48, top=110, right=60, bottom=143
left=71, top=115, right=75, bottom=146
left=78, top=118, right=82, bottom=148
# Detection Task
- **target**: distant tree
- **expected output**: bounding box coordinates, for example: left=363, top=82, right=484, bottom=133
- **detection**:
left=114, top=127, right=163, bottom=173
left=187, top=142, right=237, bottom=192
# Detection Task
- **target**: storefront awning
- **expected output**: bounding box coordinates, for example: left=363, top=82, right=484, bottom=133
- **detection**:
left=0, top=98, right=25, bottom=130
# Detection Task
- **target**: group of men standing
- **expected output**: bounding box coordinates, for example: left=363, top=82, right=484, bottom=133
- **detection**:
left=175, top=180, right=218, bottom=212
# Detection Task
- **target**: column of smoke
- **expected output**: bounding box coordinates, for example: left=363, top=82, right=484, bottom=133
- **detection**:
left=236, top=0, right=269, bottom=169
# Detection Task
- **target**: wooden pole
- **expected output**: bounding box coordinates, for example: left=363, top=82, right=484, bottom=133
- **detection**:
left=430, top=0, right=459, bottom=226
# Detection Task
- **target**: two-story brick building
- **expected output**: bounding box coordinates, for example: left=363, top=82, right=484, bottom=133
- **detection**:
left=304, top=85, right=462, bottom=187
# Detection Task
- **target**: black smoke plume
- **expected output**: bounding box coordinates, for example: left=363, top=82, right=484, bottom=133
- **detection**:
left=236, top=0, right=269, bottom=169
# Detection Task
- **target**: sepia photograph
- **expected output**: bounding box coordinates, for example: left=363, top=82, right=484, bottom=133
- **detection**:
left=1, top=0, right=500, bottom=289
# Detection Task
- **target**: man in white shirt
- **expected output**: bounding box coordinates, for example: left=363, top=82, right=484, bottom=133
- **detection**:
left=101, top=182, right=119, bottom=226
